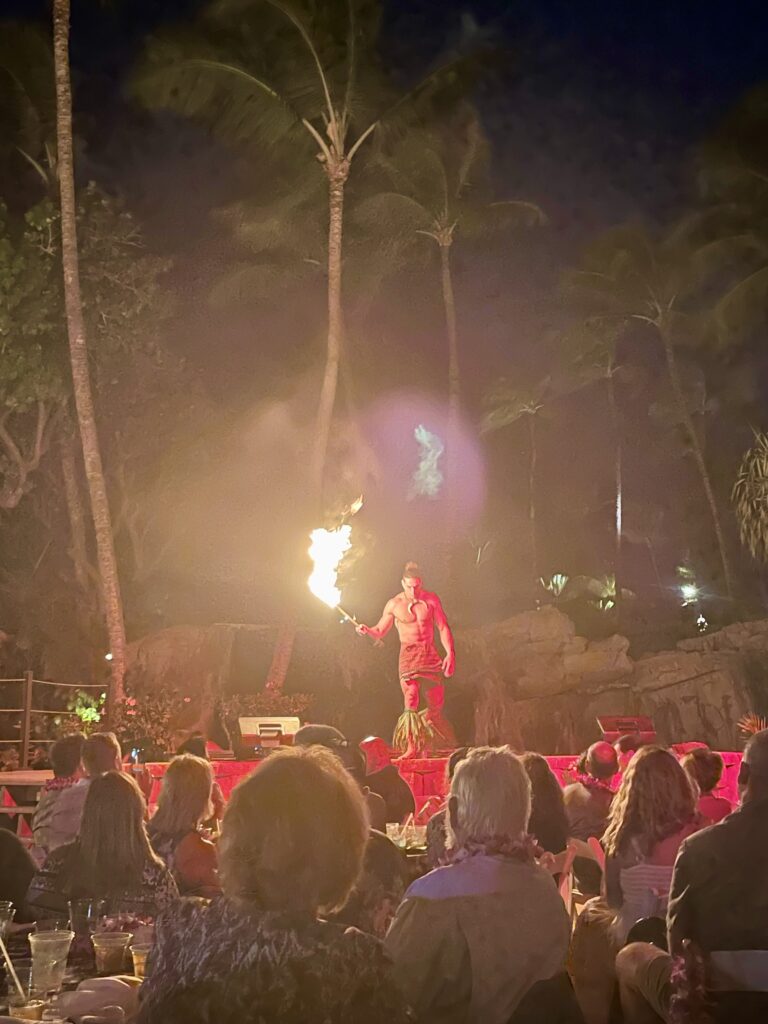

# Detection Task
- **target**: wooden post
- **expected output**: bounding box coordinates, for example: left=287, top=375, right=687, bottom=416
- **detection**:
left=20, top=671, right=33, bottom=768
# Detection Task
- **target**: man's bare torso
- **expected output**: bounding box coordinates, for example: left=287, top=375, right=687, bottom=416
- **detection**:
left=386, top=591, right=438, bottom=646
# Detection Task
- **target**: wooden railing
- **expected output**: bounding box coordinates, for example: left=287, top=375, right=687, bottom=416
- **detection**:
left=0, top=673, right=104, bottom=766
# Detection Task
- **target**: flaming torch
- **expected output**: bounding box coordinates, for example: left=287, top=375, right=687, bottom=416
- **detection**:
left=307, top=496, right=363, bottom=627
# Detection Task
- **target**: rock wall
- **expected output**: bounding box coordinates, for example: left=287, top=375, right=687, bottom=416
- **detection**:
left=126, top=609, right=768, bottom=752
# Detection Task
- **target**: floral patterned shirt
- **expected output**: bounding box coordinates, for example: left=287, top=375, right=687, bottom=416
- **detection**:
left=138, top=897, right=413, bottom=1024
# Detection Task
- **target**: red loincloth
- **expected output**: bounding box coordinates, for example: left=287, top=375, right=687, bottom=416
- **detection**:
left=399, top=640, right=444, bottom=683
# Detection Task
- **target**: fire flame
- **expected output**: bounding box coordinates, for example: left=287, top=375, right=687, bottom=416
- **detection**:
left=307, top=497, right=362, bottom=609
left=308, top=525, right=352, bottom=608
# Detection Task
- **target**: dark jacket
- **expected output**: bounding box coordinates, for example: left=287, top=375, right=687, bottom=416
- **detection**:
left=365, top=766, right=415, bottom=825
left=138, top=897, right=412, bottom=1024
left=0, top=830, right=36, bottom=922
left=668, top=796, right=768, bottom=955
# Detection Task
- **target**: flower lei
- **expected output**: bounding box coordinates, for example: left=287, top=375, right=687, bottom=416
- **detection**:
left=41, top=774, right=79, bottom=793
left=569, top=769, right=615, bottom=795
left=448, top=832, right=540, bottom=864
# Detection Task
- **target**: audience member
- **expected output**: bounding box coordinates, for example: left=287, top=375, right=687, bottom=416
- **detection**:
left=148, top=754, right=220, bottom=898
left=138, top=746, right=410, bottom=1024
left=41, top=732, right=122, bottom=852
left=386, top=746, right=571, bottom=1023
left=571, top=746, right=700, bottom=1024
left=332, top=828, right=409, bottom=938
left=426, top=746, right=469, bottom=868
left=615, top=734, right=643, bottom=772
left=0, top=829, right=36, bottom=921
left=681, top=746, right=731, bottom=825
left=602, top=746, right=700, bottom=942
left=32, top=732, right=85, bottom=856
left=617, top=729, right=768, bottom=1024
left=564, top=741, right=618, bottom=896
left=295, top=724, right=387, bottom=830
left=176, top=733, right=225, bottom=823
left=521, top=752, right=569, bottom=856
left=27, top=771, right=178, bottom=919
left=359, top=736, right=415, bottom=824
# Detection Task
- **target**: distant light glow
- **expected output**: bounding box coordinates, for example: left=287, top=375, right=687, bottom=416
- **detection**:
left=681, top=583, right=699, bottom=604
left=104, top=652, right=113, bottom=662
left=408, top=424, right=444, bottom=500
left=697, top=613, right=708, bottom=632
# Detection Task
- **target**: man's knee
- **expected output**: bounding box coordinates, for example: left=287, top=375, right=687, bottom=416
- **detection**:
left=401, top=679, right=420, bottom=710
left=616, top=942, right=672, bottom=1022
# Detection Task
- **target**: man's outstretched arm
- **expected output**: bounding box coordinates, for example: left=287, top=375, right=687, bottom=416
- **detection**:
left=357, top=601, right=396, bottom=640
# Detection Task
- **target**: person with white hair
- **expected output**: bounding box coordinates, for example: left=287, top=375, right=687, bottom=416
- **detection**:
left=385, top=746, right=571, bottom=1023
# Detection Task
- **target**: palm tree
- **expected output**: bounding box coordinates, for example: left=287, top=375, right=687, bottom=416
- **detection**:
left=733, top=432, right=768, bottom=564
left=560, top=317, right=627, bottom=605
left=355, top=114, right=544, bottom=522
left=566, top=222, right=761, bottom=600
left=482, top=377, right=550, bottom=588
left=136, top=0, right=473, bottom=505
left=52, top=0, right=126, bottom=708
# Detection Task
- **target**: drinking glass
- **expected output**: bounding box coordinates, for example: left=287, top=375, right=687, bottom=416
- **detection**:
left=129, top=943, right=151, bottom=980
left=0, top=901, right=15, bottom=936
left=91, top=932, right=132, bottom=976
left=28, top=930, right=74, bottom=996
left=7, top=993, right=45, bottom=1020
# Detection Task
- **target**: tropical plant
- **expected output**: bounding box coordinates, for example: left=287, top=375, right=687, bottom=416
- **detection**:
left=733, top=432, right=768, bottom=564
left=53, top=0, right=126, bottom=710
left=135, top=0, right=475, bottom=504
left=356, top=112, right=544, bottom=522
left=565, top=221, right=764, bottom=600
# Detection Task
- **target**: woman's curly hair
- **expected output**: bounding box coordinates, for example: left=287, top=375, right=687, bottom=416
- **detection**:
left=603, top=746, right=697, bottom=858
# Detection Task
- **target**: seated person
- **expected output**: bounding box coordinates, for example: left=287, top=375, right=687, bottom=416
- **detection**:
left=564, top=740, right=618, bottom=895
left=681, top=746, right=732, bottom=825
left=138, top=746, right=411, bottom=1024
left=359, top=736, right=415, bottom=824
left=148, top=754, right=220, bottom=898
left=570, top=747, right=700, bottom=1023
left=27, top=771, right=178, bottom=920
left=426, top=747, right=470, bottom=869
left=332, top=829, right=409, bottom=938
left=295, top=724, right=387, bottom=831
left=521, top=752, right=569, bottom=856
left=42, top=731, right=122, bottom=852
left=386, top=746, right=570, bottom=1024
left=175, top=734, right=225, bottom=824
left=32, top=732, right=85, bottom=858
left=616, top=729, right=768, bottom=1024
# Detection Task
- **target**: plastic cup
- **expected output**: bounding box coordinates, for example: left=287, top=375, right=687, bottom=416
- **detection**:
left=28, top=930, right=74, bottom=996
left=129, top=943, right=151, bottom=980
left=68, top=899, right=107, bottom=936
left=0, top=902, right=15, bottom=936
left=91, top=932, right=132, bottom=975
left=7, top=996, right=45, bottom=1020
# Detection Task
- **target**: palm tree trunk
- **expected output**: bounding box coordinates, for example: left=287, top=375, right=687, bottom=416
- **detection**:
left=311, top=158, right=348, bottom=505
left=526, top=413, right=538, bottom=585
left=440, top=240, right=460, bottom=563
left=658, top=322, right=734, bottom=599
left=53, top=0, right=127, bottom=712
left=606, top=368, right=623, bottom=610
left=59, top=428, right=91, bottom=595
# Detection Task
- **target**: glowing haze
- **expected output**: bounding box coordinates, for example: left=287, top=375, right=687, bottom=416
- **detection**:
left=408, top=424, right=444, bottom=500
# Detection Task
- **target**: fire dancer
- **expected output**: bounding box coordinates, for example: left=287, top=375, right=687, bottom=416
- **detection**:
left=357, top=562, right=456, bottom=757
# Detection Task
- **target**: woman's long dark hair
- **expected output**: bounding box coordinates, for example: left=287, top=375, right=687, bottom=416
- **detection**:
left=72, top=771, right=164, bottom=896
left=520, top=752, right=569, bottom=854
